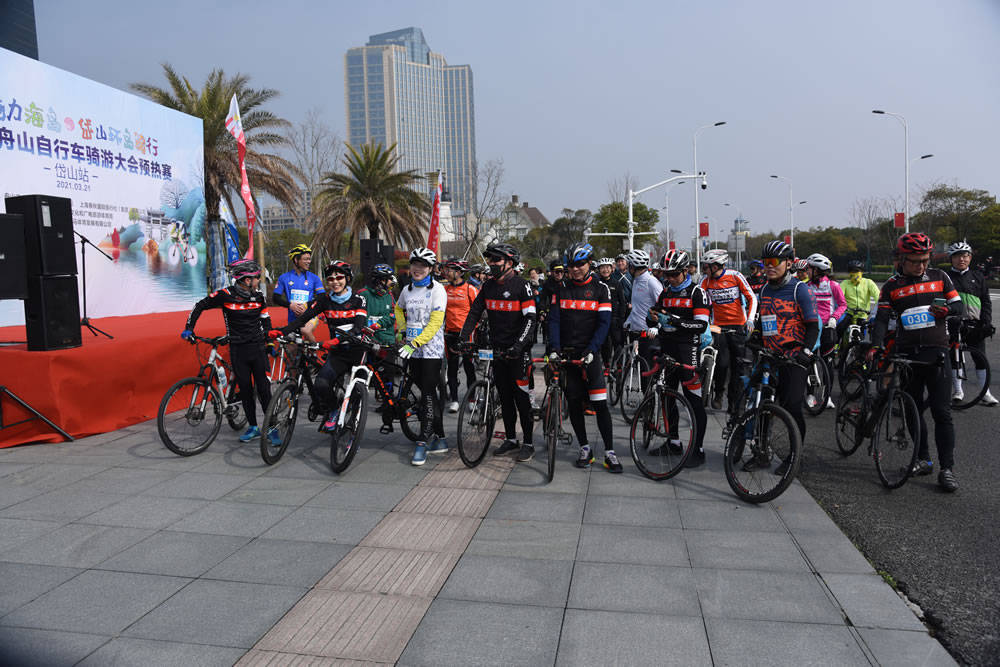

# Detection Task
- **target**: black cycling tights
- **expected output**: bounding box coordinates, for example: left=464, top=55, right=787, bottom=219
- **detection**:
left=408, top=357, right=444, bottom=442
left=775, top=364, right=807, bottom=441
left=903, top=349, right=955, bottom=469
left=230, top=342, right=272, bottom=427
left=493, top=356, right=534, bottom=445
left=564, top=358, right=615, bottom=453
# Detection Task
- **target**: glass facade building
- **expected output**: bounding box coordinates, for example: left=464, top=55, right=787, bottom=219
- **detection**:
left=345, top=28, right=476, bottom=232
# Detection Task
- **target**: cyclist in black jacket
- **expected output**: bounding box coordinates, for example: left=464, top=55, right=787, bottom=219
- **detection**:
left=182, top=259, right=275, bottom=443
left=596, top=256, right=628, bottom=362
left=460, top=242, right=538, bottom=461
left=945, top=241, right=997, bottom=406
left=537, top=258, right=565, bottom=348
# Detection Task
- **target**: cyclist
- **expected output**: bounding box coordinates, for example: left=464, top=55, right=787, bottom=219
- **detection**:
left=273, top=260, right=367, bottom=433
left=792, top=258, right=810, bottom=284
left=756, top=240, right=820, bottom=448
left=596, top=257, right=628, bottom=364
left=468, top=263, right=486, bottom=288
left=459, top=242, right=538, bottom=461
left=698, top=248, right=757, bottom=414
left=870, top=232, right=962, bottom=491
left=746, top=259, right=767, bottom=293
left=946, top=241, right=997, bottom=406
left=614, top=253, right=633, bottom=304
left=182, top=259, right=277, bottom=444
left=358, top=263, right=397, bottom=415
left=804, top=253, right=847, bottom=356
left=396, top=248, right=449, bottom=465
left=443, top=257, right=479, bottom=413
left=538, top=258, right=566, bottom=348
left=623, top=248, right=664, bottom=367
left=687, top=258, right=702, bottom=284
left=647, top=249, right=710, bottom=467
left=272, top=244, right=324, bottom=341
left=837, top=259, right=879, bottom=342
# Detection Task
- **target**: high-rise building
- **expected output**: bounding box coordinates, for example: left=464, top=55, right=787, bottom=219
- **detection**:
left=0, top=0, right=39, bottom=60
left=345, top=27, right=476, bottom=239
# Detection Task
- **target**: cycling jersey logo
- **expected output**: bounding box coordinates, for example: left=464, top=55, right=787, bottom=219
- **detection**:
left=890, top=280, right=943, bottom=300
left=707, top=286, right=739, bottom=304
left=223, top=302, right=262, bottom=311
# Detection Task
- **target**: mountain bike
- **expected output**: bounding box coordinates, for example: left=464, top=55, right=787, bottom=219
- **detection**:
left=949, top=318, right=992, bottom=410
left=157, top=335, right=247, bottom=456
left=258, top=332, right=326, bottom=464
left=722, top=343, right=803, bottom=503
left=628, top=353, right=697, bottom=481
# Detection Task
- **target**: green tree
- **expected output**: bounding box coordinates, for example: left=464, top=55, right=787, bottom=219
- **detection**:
left=590, top=201, right=658, bottom=258
left=912, top=184, right=997, bottom=247
left=311, top=142, right=429, bottom=256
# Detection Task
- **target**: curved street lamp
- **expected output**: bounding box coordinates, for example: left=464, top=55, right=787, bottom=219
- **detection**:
left=693, top=121, right=726, bottom=266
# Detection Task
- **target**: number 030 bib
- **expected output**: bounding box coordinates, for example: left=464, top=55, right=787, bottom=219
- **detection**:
left=899, top=305, right=935, bottom=331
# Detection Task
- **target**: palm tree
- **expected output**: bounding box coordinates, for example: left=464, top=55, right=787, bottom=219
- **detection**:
left=130, top=64, right=301, bottom=224
left=311, top=142, right=429, bottom=252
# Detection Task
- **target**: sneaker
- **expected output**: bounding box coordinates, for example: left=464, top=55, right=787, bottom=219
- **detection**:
left=711, top=395, right=723, bottom=410
left=494, top=439, right=519, bottom=456
left=411, top=443, right=428, bottom=466
left=322, top=410, right=340, bottom=432
left=684, top=449, right=706, bottom=468
left=668, top=439, right=684, bottom=455
left=448, top=401, right=460, bottom=414
left=938, top=468, right=958, bottom=492
left=428, top=437, right=448, bottom=454
left=603, top=451, right=623, bottom=473
left=516, top=444, right=535, bottom=462
left=826, top=397, right=836, bottom=409
left=951, top=388, right=965, bottom=403
left=911, top=460, right=934, bottom=476
left=981, top=391, right=999, bottom=407
left=266, top=427, right=282, bottom=447
left=239, top=426, right=261, bottom=442
left=574, top=445, right=594, bottom=468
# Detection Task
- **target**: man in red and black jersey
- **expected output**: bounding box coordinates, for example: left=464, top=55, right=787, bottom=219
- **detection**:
left=274, top=260, right=368, bottom=432
left=182, top=259, right=274, bottom=443
left=549, top=242, right=620, bottom=472
left=647, top=249, right=710, bottom=466
left=460, top=242, right=538, bottom=461
left=871, top=233, right=963, bottom=492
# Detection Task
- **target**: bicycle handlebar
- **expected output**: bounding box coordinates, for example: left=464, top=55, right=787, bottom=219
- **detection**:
left=530, top=356, right=587, bottom=367
left=642, top=354, right=698, bottom=379
left=189, top=334, right=229, bottom=347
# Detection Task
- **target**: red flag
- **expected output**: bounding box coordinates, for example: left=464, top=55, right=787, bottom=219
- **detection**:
left=894, top=212, right=905, bottom=229
left=784, top=235, right=792, bottom=245
left=699, top=222, right=709, bottom=238
left=225, top=95, right=257, bottom=259
left=426, top=171, right=442, bottom=255
left=669, top=240, right=676, bottom=250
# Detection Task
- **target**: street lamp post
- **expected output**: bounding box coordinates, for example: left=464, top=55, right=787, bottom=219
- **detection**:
left=769, top=174, right=799, bottom=249
left=662, top=173, right=685, bottom=252
left=723, top=202, right=744, bottom=269
left=693, top=121, right=726, bottom=268
left=872, top=109, right=917, bottom=232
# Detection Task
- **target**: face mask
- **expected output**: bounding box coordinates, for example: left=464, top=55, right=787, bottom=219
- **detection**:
left=488, top=263, right=506, bottom=278
left=849, top=272, right=862, bottom=284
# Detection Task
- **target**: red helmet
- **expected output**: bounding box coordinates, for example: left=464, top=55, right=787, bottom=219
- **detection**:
left=896, top=232, right=933, bottom=255
left=323, top=260, right=353, bottom=281
left=444, top=257, right=469, bottom=272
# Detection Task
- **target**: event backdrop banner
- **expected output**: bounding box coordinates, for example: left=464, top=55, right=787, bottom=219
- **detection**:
left=0, top=47, right=206, bottom=326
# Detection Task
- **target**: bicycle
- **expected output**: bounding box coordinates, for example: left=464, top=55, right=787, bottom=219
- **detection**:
left=722, top=343, right=803, bottom=503
left=456, top=345, right=500, bottom=468
left=833, top=308, right=871, bottom=393
left=803, top=354, right=832, bottom=416
left=258, top=332, right=326, bottom=465
left=157, top=335, right=247, bottom=456
left=834, top=351, right=926, bottom=489
left=948, top=318, right=992, bottom=411
left=617, top=330, right=652, bottom=423
left=628, top=353, right=697, bottom=481
left=698, top=325, right=721, bottom=404
left=533, top=354, right=587, bottom=483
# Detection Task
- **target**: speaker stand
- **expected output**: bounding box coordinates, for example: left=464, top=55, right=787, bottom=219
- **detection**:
left=0, top=386, right=74, bottom=442
left=74, top=231, right=114, bottom=339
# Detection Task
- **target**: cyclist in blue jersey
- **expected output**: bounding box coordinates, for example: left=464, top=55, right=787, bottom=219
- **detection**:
left=273, top=244, right=325, bottom=341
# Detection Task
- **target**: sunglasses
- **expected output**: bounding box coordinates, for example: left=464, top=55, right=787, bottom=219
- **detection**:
left=664, top=271, right=683, bottom=278
left=326, top=274, right=347, bottom=281
left=567, top=262, right=588, bottom=269
left=762, top=257, right=784, bottom=267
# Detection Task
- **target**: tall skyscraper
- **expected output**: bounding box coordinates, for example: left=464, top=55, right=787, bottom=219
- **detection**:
left=0, top=0, right=39, bottom=60
left=345, top=28, right=476, bottom=236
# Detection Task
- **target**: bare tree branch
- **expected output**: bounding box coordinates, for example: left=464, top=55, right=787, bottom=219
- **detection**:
left=282, top=107, right=343, bottom=228
left=607, top=170, right=638, bottom=203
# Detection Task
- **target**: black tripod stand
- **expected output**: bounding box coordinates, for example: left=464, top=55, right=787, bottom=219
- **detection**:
left=74, top=230, right=113, bottom=339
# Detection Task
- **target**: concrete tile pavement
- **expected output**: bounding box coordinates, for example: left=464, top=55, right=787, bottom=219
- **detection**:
left=0, top=371, right=955, bottom=665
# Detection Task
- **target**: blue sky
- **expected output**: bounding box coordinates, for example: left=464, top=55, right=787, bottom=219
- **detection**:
left=35, top=0, right=1000, bottom=245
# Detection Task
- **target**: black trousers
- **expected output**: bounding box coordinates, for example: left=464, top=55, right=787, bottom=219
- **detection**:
left=408, top=357, right=445, bottom=442
left=775, top=363, right=808, bottom=440
left=713, top=326, right=748, bottom=413
left=563, top=353, right=615, bottom=453
left=444, top=332, right=476, bottom=402
left=493, top=354, right=534, bottom=445
left=230, top=342, right=272, bottom=427
left=901, top=348, right=955, bottom=469
left=661, top=339, right=708, bottom=453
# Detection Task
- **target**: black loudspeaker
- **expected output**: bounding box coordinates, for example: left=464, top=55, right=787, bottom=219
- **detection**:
left=0, top=214, right=28, bottom=299
left=360, top=238, right=396, bottom=277
left=5, top=195, right=77, bottom=276
left=24, top=275, right=82, bottom=350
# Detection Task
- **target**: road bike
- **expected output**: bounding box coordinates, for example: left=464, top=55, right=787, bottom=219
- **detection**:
left=698, top=325, right=721, bottom=404
left=628, top=353, right=697, bottom=481
left=833, top=308, right=871, bottom=393
left=722, top=343, right=803, bottom=503
left=533, top=355, right=586, bottom=483
left=617, top=330, right=652, bottom=423
left=948, top=318, right=992, bottom=411
left=157, top=335, right=247, bottom=456
left=456, top=346, right=500, bottom=468
left=803, top=354, right=832, bottom=416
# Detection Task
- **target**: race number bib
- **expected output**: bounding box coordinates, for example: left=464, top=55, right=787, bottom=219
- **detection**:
left=406, top=326, right=423, bottom=339
left=900, top=306, right=935, bottom=331
left=289, top=288, right=311, bottom=303
left=761, top=314, right=778, bottom=337
left=478, top=349, right=494, bottom=360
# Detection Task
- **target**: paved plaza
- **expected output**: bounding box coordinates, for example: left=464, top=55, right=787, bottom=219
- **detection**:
left=0, top=370, right=955, bottom=666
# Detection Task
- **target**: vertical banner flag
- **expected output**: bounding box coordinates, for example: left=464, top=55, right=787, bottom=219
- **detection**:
left=894, top=212, right=905, bottom=229
left=426, top=170, right=442, bottom=255
left=698, top=222, right=709, bottom=238
left=225, top=95, right=257, bottom=258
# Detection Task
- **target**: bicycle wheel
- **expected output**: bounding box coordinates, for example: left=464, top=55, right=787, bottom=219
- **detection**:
left=330, top=383, right=368, bottom=474
left=260, top=380, right=298, bottom=465
left=872, top=389, right=920, bottom=489
left=724, top=402, right=801, bottom=503
left=544, top=386, right=561, bottom=483
left=804, top=357, right=831, bottom=416
left=157, top=377, right=223, bottom=456
left=457, top=380, right=496, bottom=468
left=225, top=384, right=248, bottom=431
left=834, top=372, right=869, bottom=456
left=397, top=382, right=423, bottom=442
left=606, top=362, right=620, bottom=406
left=629, top=388, right=694, bottom=481
left=608, top=348, right=626, bottom=406
left=619, top=354, right=650, bottom=423
left=952, top=345, right=990, bottom=411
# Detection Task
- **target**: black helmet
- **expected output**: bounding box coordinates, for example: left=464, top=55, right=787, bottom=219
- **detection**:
left=761, top=240, right=794, bottom=260
left=847, top=260, right=864, bottom=272
left=485, top=242, right=520, bottom=264
left=369, top=263, right=394, bottom=280
left=548, top=258, right=565, bottom=272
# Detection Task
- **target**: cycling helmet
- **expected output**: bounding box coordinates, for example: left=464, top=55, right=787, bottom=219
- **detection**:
left=625, top=248, right=650, bottom=268
left=564, top=241, right=594, bottom=265
left=847, top=259, right=864, bottom=272
left=805, top=253, right=833, bottom=272
left=596, top=257, right=614, bottom=267
left=469, top=263, right=486, bottom=274
left=749, top=259, right=764, bottom=269
left=946, top=241, right=972, bottom=256
left=324, top=259, right=353, bottom=281
left=615, top=253, right=627, bottom=261
left=229, top=259, right=261, bottom=281
left=444, top=257, right=469, bottom=272
left=896, top=232, right=933, bottom=255
left=515, top=262, right=525, bottom=273
left=761, top=240, right=794, bottom=259
left=651, top=262, right=661, bottom=271
left=484, top=242, right=520, bottom=264
left=287, top=244, right=312, bottom=261
left=548, top=258, right=566, bottom=272
left=409, top=247, right=437, bottom=266
left=369, top=263, right=394, bottom=280
left=702, top=249, right=729, bottom=266
left=792, top=259, right=809, bottom=271
left=661, top=249, right=690, bottom=272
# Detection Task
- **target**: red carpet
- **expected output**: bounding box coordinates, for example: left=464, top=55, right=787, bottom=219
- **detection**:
left=0, top=309, right=299, bottom=448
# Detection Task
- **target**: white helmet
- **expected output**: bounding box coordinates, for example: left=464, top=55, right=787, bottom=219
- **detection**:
left=409, top=247, right=437, bottom=266
left=805, top=253, right=832, bottom=272
left=651, top=262, right=661, bottom=270
left=702, top=249, right=729, bottom=266
left=515, top=262, right=525, bottom=273
left=596, top=257, right=614, bottom=267
left=625, top=249, right=650, bottom=268
left=946, top=241, right=972, bottom=256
